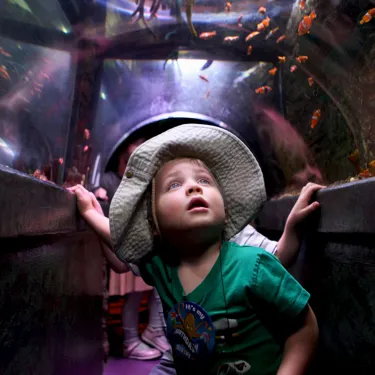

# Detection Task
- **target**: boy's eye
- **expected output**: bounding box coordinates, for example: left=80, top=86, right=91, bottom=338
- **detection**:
left=168, top=182, right=181, bottom=191
left=198, top=178, right=210, bottom=185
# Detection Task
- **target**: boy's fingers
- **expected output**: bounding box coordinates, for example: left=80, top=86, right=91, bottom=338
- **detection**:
left=304, top=184, right=326, bottom=195
left=90, top=193, right=100, bottom=206
left=300, top=201, right=320, bottom=217
left=299, top=184, right=326, bottom=203
left=307, top=184, right=326, bottom=192
left=75, top=187, right=87, bottom=198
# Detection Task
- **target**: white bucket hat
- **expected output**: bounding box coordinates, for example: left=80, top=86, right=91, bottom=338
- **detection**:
left=109, top=124, right=266, bottom=264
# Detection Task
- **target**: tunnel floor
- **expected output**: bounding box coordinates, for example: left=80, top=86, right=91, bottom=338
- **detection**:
left=104, top=358, right=160, bottom=375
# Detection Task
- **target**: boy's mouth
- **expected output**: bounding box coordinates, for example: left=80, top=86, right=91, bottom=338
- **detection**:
left=187, top=197, right=209, bottom=211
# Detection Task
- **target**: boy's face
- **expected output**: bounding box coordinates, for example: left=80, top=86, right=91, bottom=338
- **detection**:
left=154, top=158, right=226, bottom=239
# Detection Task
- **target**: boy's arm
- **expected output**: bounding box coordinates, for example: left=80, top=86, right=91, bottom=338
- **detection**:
left=275, top=221, right=300, bottom=267
left=68, top=184, right=133, bottom=274
left=99, top=241, right=129, bottom=273
left=277, top=305, right=318, bottom=375
left=275, top=183, right=325, bottom=267
left=68, top=185, right=113, bottom=248
left=83, top=208, right=112, bottom=248
left=253, top=251, right=319, bottom=374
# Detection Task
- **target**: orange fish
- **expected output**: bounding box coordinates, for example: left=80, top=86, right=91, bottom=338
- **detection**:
left=348, top=149, right=359, bottom=163
left=199, top=75, right=209, bottom=82
left=58, top=158, right=64, bottom=165
left=84, top=145, right=89, bottom=152
left=247, top=45, right=253, bottom=55
left=0, top=48, right=11, bottom=57
left=290, top=65, right=297, bottom=72
left=278, top=56, right=286, bottom=63
left=296, top=55, right=308, bottom=63
left=299, top=0, right=306, bottom=11
left=84, top=129, right=91, bottom=140
left=368, top=160, right=375, bottom=175
left=0, top=65, right=10, bottom=80
left=368, top=160, right=375, bottom=176
left=238, top=14, right=243, bottom=25
left=258, top=6, right=266, bottom=15
left=246, top=31, right=260, bottom=42
left=255, top=86, right=272, bottom=94
left=225, top=2, right=232, bottom=14
left=205, top=90, right=210, bottom=99
left=265, top=27, right=279, bottom=40
left=348, top=149, right=362, bottom=174
left=276, top=35, right=286, bottom=43
left=269, top=67, right=278, bottom=76
left=311, top=109, right=321, bottom=128
left=199, top=31, right=217, bottom=40
left=359, top=169, right=372, bottom=179
left=359, top=8, right=375, bottom=25
left=224, top=36, right=239, bottom=42
left=308, top=77, right=314, bottom=86
left=257, top=17, right=270, bottom=31
left=298, top=11, right=317, bottom=36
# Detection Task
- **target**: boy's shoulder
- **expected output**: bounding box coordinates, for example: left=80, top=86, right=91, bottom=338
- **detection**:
left=223, top=241, right=279, bottom=270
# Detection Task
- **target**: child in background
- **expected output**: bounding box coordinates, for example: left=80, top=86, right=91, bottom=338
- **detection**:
left=70, top=124, right=320, bottom=374
left=95, top=137, right=169, bottom=360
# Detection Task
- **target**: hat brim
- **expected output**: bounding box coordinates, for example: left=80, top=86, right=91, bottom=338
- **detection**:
left=109, top=124, right=266, bottom=264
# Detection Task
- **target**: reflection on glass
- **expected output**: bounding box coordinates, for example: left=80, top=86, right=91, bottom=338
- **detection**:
left=0, top=35, right=75, bottom=182
left=91, top=57, right=275, bottom=184
left=105, top=0, right=294, bottom=38
left=0, top=0, right=71, bottom=32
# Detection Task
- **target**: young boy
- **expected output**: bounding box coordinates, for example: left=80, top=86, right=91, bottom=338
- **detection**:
left=70, top=124, right=319, bottom=374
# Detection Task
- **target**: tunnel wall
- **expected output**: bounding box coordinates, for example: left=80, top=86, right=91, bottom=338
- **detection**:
left=0, top=166, right=104, bottom=375
left=2, top=162, right=375, bottom=374
left=255, top=178, right=375, bottom=375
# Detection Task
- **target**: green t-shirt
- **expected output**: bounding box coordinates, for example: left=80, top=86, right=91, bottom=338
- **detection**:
left=140, top=242, right=310, bottom=375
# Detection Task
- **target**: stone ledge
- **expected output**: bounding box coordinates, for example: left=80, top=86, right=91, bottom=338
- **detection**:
left=0, top=166, right=78, bottom=238
left=256, top=178, right=375, bottom=234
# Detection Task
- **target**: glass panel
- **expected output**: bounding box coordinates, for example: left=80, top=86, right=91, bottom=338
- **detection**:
left=0, top=0, right=71, bottom=32
left=90, top=57, right=278, bottom=187
left=0, top=34, right=76, bottom=183
left=100, top=1, right=375, bottom=193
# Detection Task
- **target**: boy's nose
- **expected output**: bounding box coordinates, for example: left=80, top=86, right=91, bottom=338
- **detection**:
left=186, top=185, right=203, bottom=196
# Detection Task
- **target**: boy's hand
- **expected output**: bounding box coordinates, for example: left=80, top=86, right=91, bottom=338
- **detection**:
left=67, top=185, right=103, bottom=216
left=92, top=192, right=104, bottom=216
left=286, top=183, right=325, bottom=230
left=67, top=185, right=111, bottom=247
left=94, top=187, right=108, bottom=202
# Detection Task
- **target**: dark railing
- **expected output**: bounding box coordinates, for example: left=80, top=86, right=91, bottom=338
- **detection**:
left=256, top=178, right=375, bottom=374
left=0, top=166, right=103, bottom=375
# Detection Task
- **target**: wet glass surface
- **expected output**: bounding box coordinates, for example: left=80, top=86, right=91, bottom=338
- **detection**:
left=0, top=34, right=75, bottom=181
left=0, top=0, right=71, bottom=32
left=0, top=0, right=374, bottom=192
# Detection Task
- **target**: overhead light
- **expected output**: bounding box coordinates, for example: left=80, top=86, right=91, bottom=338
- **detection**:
left=59, top=25, right=70, bottom=34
